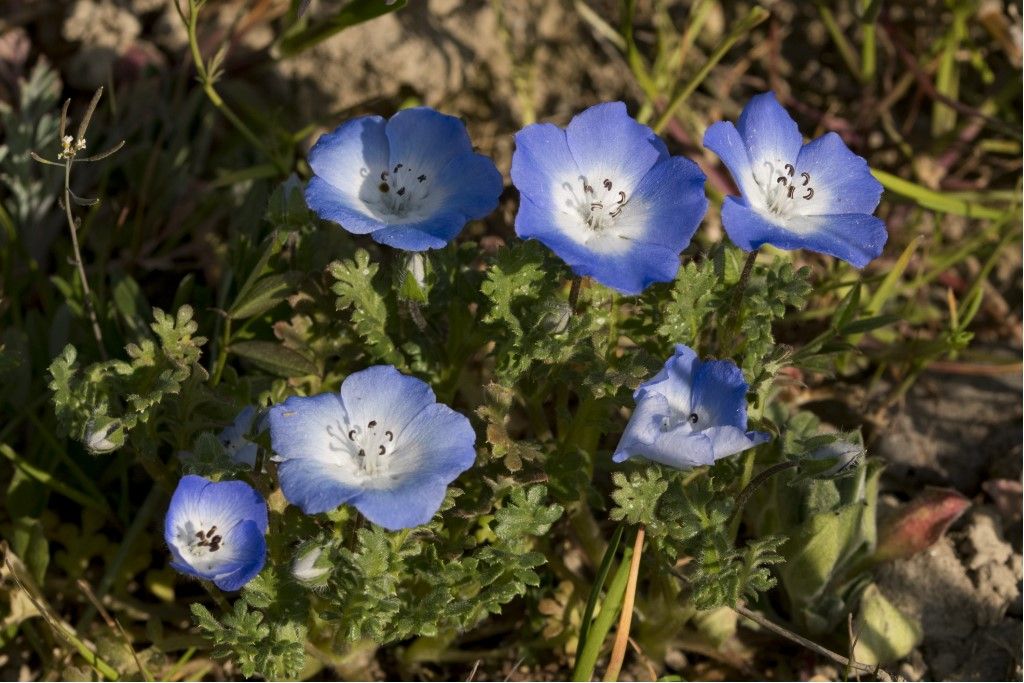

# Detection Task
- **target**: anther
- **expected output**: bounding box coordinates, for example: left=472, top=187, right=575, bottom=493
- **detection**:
left=776, top=176, right=788, bottom=185
left=394, top=163, right=403, bottom=172
left=803, top=188, right=814, bottom=200
left=378, top=445, right=386, bottom=455
left=417, top=174, right=426, bottom=183
left=348, top=430, right=356, bottom=441
left=617, top=191, right=626, bottom=204
left=590, top=201, right=603, bottom=210
left=787, top=185, right=795, bottom=199
left=368, top=420, right=377, bottom=428
left=784, top=163, right=795, bottom=177
left=380, top=171, right=389, bottom=181
left=603, top=179, right=613, bottom=191
left=688, top=412, right=699, bottom=424
left=385, top=431, right=393, bottom=441
left=379, top=182, right=390, bottom=192
left=358, top=449, right=365, bottom=457
left=801, top=172, right=811, bottom=186
left=397, top=187, right=406, bottom=196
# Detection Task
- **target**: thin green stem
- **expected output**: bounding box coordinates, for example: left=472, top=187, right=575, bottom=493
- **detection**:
left=572, top=542, right=634, bottom=682
left=211, top=317, right=232, bottom=386
left=577, top=523, right=625, bottom=652
left=64, top=160, right=107, bottom=360
left=652, top=6, right=769, bottom=134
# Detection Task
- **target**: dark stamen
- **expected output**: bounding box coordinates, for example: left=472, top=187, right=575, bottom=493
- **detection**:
left=689, top=413, right=699, bottom=424
left=591, top=202, right=603, bottom=210
left=397, top=187, right=406, bottom=196
left=378, top=445, right=386, bottom=455
left=776, top=176, right=788, bottom=185
left=603, top=179, right=613, bottom=191
left=786, top=185, right=795, bottom=198
left=380, top=171, right=388, bottom=181
left=784, top=163, right=795, bottom=177
left=358, top=449, right=365, bottom=457
left=348, top=430, right=356, bottom=441
left=617, top=191, right=626, bottom=204
left=803, top=188, right=814, bottom=200
left=368, top=420, right=377, bottom=428
left=801, top=172, right=811, bottom=186
left=379, top=182, right=390, bottom=192
left=417, top=174, right=426, bottom=182
left=385, top=431, right=393, bottom=441
left=394, top=163, right=403, bottom=172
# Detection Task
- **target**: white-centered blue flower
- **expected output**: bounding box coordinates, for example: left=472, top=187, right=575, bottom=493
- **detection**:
left=164, top=475, right=268, bottom=591
left=267, top=365, right=476, bottom=530
left=218, top=406, right=265, bottom=468
left=511, top=101, right=708, bottom=295
left=305, top=107, right=503, bottom=251
left=613, top=344, right=770, bottom=469
left=703, top=92, right=887, bottom=268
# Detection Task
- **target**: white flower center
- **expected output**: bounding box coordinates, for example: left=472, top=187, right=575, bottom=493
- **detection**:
left=756, top=161, right=816, bottom=217
left=174, top=520, right=230, bottom=572
left=326, top=417, right=396, bottom=477
left=562, top=175, right=630, bottom=232
left=659, top=409, right=704, bottom=433
left=362, top=162, right=433, bottom=219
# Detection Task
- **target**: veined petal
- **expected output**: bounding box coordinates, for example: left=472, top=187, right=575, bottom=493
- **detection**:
left=351, top=476, right=451, bottom=531
left=515, top=194, right=680, bottom=294
left=267, top=392, right=350, bottom=465
left=387, top=403, right=476, bottom=481
left=308, top=116, right=389, bottom=201
left=721, top=198, right=887, bottom=268
left=610, top=156, right=707, bottom=252
left=370, top=209, right=471, bottom=251
left=210, top=520, right=267, bottom=590
left=511, top=122, right=578, bottom=207
left=794, top=132, right=883, bottom=216
left=565, top=102, right=668, bottom=190
left=702, top=426, right=770, bottom=461
left=277, top=458, right=364, bottom=515
left=433, top=152, right=504, bottom=221
left=703, top=120, right=760, bottom=200
left=339, top=366, right=435, bottom=435
left=736, top=92, right=803, bottom=181
left=385, top=107, right=475, bottom=177
left=635, top=344, right=699, bottom=413
left=305, top=176, right=388, bottom=235
left=690, top=359, right=749, bottom=431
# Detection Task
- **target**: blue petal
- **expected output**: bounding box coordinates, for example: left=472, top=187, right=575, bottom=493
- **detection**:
left=565, top=102, right=668, bottom=190
left=612, top=393, right=715, bottom=468
left=511, top=122, right=578, bottom=208
left=277, top=458, right=363, bottom=514
left=795, top=132, right=883, bottom=216
left=267, top=392, right=348, bottom=464
left=351, top=475, right=451, bottom=530
left=339, top=365, right=436, bottom=435
left=385, top=107, right=475, bottom=177
left=612, top=156, right=707, bottom=252
left=434, top=152, right=504, bottom=221
left=690, top=359, right=749, bottom=431
left=386, top=403, right=476, bottom=482
left=702, top=426, right=770, bottom=461
left=515, top=194, right=681, bottom=295
left=211, top=520, right=267, bottom=591
left=735, top=92, right=803, bottom=169
left=635, top=344, right=699, bottom=412
left=305, top=175, right=387, bottom=235
left=308, top=116, right=389, bottom=199
left=370, top=209, right=470, bottom=251
left=165, top=475, right=267, bottom=535
left=703, top=120, right=760, bottom=200
left=721, top=197, right=887, bottom=268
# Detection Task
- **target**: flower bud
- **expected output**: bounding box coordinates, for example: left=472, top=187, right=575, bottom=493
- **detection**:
left=85, top=416, right=125, bottom=454
left=806, top=441, right=863, bottom=478
left=291, top=543, right=331, bottom=587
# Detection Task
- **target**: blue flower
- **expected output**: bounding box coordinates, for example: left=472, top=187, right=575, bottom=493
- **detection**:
left=511, top=102, right=708, bottom=295
left=613, top=344, right=769, bottom=468
left=703, top=92, right=886, bottom=268
left=305, top=107, right=503, bottom=251
left=218, top=406, right=265, bottom=468
left=267, top=365, right=476, bottom=530
left=164, top=475, right=268, bottom=591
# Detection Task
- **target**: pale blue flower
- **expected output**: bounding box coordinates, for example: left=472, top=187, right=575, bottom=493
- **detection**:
left=164, top=475, right=268, bottom=591
left=305, top=107, right=503, bottom=251
left=218, top=406, right=264, bottom=468
left=267, top=365, right=476, bottom=530
left=613, top=344, right=769, bottom=468
left=511, top=102, right=707, bottom=294
left=703, top=92, right=886, bottom=267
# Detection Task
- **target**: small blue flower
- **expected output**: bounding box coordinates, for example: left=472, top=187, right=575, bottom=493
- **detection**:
left=267, top=365, right=476, bottom=530
left=305, top=107, right=503, bottom=251
left=218, top=406, right=266, bottom=467
left=703, top=92, right=886, bottom=268
left=164, top=475, right=268, bottom=591
left=613, top=344, right=769, bottom=469
left=511, top=102, right=708, bottom=295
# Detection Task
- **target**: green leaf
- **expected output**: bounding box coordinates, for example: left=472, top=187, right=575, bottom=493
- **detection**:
left=228, top=272, right=301, bottom=320
left=229, top=341, right=318, bottom=377
left=329, top=250, right=403, bottom=365
left=852, top=583, right=922, bottom=665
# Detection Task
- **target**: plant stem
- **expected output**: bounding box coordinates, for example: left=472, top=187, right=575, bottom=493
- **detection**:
left=652, top=5, right=769, bottom=134
left=727, top=459, right=799, bottom=530
left=568, top=276, right=583, bottom=313
left=211, top=317, right=232, bottom=386
left=602, top=526, right=645, bottom=682
left=572, top=542, right=634, bottom=682
left=64, top=160, right=107, bottom=360
left=733, top=605, right=891, bottom=680
left=721, top=249, right=758, bottom=351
